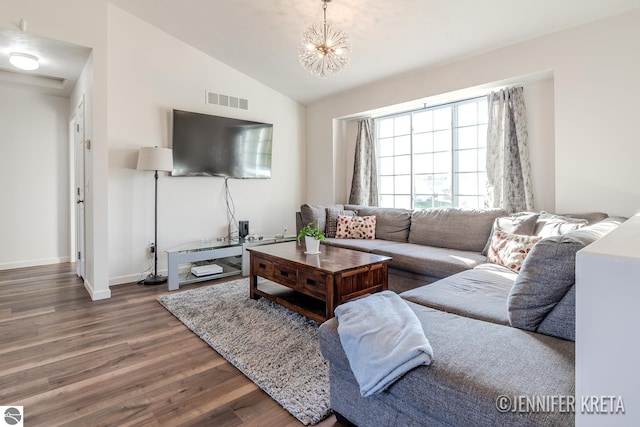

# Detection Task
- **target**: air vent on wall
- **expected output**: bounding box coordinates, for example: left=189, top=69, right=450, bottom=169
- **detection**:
left=206, top=90, right=249, bottom=110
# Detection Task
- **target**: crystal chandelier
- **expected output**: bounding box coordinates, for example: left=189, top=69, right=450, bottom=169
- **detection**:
left=299, top=0, right=351, bottom=78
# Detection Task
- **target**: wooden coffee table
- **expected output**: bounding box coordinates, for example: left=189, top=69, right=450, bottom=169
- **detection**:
left=247, top=241, right=391, bottom=323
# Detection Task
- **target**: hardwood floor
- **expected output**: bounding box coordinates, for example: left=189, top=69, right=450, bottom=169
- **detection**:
left=0, top=263, right=342, bottom=427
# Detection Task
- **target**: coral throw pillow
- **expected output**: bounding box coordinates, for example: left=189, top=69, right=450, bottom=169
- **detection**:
left=487, top=227, right=542, bottom=272
left=335, top=215, right=376, bottom=239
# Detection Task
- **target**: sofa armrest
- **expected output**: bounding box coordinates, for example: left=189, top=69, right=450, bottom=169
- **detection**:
left=295, top=211, right=303, bottom=236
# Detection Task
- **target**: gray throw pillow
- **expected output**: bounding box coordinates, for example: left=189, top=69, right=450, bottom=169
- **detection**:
left=482, top=212, right=540, bottom=255
left=325, top=208, right=356, bottom=238
left=300, top=204, right=343, bottom=233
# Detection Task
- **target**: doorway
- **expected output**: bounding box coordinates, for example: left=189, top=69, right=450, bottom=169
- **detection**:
left=0, top=25, right=91, bottom=275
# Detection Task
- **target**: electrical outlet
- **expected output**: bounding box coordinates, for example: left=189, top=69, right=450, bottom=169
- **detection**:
left=149, top=242, right=155, bottom=254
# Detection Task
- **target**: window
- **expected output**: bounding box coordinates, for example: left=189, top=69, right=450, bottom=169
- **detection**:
left=376, top=97, right=488, bottom=209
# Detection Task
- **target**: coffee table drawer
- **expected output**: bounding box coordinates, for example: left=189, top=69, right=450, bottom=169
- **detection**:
left=297, top=269, right=326, bottom=298
left=252, top=257, right=274, bottom=280
left=273, top=262, right=297, bottom=287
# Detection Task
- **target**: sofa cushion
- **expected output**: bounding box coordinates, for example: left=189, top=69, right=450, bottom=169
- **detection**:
left=319, top=302, right=575, bottom=427
left=323, top=238, right=401, bottom=253
left=559, top=211, right=609, bottom=225
left=401, top=263, right=516, bottom=326
left=325, top=207, right=356, bottom=238
left=534, top=212, right=588, bottom=237
left=486, top=228, right=542, bottom=272
left=409, top=208, right=506, bottom=252
left=537, top=285, right=576, bottom=341
left=372, top=242, right=486, bottom=279
left=336, top=215, right=376, bottom=239
left=508, top=217, right=625, bottom=340
left=352, top=206, right=412, bottom=242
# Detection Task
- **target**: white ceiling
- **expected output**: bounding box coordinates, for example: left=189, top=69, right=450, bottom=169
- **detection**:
left=1, top=1, right=639, bottom=102
left=0, top=26, right=91, bottom=97
left=109, top=0, right=640, bottom=105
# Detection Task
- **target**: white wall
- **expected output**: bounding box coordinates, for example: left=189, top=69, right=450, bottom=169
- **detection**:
left=553, top=11, right=640, bottom=217
left=525, top=78, right=556, bottom=212
left=107, top=5, right=305, bottom=284
left=0, top=86, right=70, bottom=269
left=306, top=9, right=640, bottom=218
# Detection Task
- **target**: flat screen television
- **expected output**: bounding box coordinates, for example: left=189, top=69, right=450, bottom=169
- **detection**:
left=171, top=109, right=273, bottom=178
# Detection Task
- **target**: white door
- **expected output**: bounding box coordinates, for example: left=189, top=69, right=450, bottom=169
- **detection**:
left=74, top=100, right=86, bottom=278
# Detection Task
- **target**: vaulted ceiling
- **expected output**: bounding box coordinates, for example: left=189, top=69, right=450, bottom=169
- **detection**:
left=109, top=0, right=640, bottom=104
left=2, top=1, right=639, bottom=101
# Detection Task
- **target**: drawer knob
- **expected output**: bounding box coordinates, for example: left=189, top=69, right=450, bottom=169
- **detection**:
left=259, top=263, right=266, bottom=269
left=306, top=278, right=316, bottom=286
left=280, top=270, right=289, bottom=277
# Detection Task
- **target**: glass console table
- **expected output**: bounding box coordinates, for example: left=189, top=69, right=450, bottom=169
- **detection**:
left=165, top=235, right=296, bottom=291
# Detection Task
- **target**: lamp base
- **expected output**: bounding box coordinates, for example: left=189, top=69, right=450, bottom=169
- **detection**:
left=142, top=274, right=168, bottom=285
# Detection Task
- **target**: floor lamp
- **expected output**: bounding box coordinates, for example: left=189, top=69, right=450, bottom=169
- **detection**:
left=137, top=146, right=173, bottom=285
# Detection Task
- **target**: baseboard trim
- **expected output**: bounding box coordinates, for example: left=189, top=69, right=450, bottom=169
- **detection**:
left=110, top=273, right=144, bottom=286
left=83, top=278, right=111, bottom=301
left=110, top=268, right=169, bottom=286
left=0, top=256, right=71, bottom=271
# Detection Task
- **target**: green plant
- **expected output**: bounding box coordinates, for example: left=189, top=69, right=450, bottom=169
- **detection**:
left=297, top=222, right=326, bottom=243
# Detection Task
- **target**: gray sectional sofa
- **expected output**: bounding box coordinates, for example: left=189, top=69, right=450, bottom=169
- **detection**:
left=297, top=204, right=508, bottom=292
left=295, top=204, right=624, bottom=426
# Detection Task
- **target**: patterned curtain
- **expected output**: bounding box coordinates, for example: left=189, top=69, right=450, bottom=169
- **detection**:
left=348, top=118, right=379, bottom=206
left=486, top=87, right=534, bottom=213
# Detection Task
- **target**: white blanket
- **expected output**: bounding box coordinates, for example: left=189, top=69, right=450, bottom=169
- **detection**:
left=335, top=291, right=433, bottom=397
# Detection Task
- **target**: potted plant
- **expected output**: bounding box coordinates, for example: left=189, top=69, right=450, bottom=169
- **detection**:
left=297, top=222, right=325, bottom=254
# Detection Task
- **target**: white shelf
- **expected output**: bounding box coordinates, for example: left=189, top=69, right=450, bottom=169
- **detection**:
left=165, top=235, right=296, bottom=291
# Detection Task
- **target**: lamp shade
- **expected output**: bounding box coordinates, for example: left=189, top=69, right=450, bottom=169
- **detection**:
left=137, top=147, right=173, bottom=172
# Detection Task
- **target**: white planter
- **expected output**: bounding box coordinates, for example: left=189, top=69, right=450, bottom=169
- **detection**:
left=304, top=236, right=321, bottom=254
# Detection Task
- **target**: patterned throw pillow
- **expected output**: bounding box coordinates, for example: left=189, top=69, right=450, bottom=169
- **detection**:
left=482, top=212, right=540, bottom=255
left=335, top=215, right=376, bottom=239
left=487, top=227, right=542, bottom=272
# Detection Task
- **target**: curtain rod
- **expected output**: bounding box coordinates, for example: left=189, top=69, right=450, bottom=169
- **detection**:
left=371, top=93, right=490, bottom=121
left=365, top=84, right=522, bottom=121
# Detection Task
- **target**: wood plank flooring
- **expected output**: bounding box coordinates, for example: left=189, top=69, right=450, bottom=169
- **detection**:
left=0, top=263, right=342, bottom=427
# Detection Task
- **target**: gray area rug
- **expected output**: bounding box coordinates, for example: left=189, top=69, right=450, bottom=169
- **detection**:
left=157, top=278, right=330, bottom=425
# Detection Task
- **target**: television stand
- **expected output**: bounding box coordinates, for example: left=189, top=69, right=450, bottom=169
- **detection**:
left=165, top=240, right=243, bottom=291
left=165, top=235, right=297, bottom=291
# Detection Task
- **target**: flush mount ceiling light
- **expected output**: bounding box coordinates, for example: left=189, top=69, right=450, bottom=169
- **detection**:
left=9, top=52, right=40, bottom=71
left=299, top=0, right=351, bottom=78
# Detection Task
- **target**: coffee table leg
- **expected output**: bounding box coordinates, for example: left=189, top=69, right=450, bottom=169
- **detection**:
left=326, top=276, right=336, bottom=320
left=249, top=254, right=259, bottom=300
left=250, top=274, right=259, bottom=299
